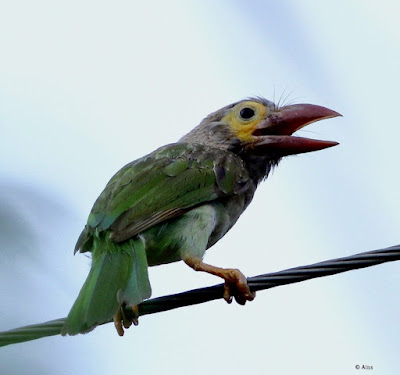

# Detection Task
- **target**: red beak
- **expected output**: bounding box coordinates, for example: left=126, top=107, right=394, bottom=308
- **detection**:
left=247, top=103, right=341, bottom=156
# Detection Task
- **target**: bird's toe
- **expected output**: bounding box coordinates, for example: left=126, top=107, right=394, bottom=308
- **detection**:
left=222, top=268, right=255, bottom=305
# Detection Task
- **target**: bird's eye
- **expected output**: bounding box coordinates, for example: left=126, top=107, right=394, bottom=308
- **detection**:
left=239, top=107, right=255, bottom=120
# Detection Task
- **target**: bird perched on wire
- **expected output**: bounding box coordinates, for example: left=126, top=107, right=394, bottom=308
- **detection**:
left=61, top=97, right=340, bottom=336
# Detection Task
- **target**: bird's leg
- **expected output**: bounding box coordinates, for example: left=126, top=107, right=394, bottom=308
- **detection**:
left=113, top=304, right=139, bottom=336
left=184, top=257, right=255, bottom=305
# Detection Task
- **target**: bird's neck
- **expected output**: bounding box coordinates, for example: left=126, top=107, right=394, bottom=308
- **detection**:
left=237, top=152, right=280, bottom=185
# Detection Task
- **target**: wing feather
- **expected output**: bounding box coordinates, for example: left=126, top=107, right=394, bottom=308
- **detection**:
left=76, top=143, right=251, bottom=251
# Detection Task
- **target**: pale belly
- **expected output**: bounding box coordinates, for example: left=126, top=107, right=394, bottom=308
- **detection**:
left=142, top=191, right=254, bottom=267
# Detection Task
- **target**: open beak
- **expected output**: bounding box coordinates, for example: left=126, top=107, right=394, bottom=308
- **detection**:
left=247, top=103, right=341, bottom=156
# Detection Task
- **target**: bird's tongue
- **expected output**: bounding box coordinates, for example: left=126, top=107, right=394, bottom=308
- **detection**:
left=249, top=103, right=340, bottom=156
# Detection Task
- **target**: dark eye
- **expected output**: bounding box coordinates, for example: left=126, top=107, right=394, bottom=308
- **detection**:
left=239, top=107, right=255, bottom=120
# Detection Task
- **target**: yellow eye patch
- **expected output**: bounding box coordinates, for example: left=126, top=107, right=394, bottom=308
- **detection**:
left=221, top=101, right=268, bottom=142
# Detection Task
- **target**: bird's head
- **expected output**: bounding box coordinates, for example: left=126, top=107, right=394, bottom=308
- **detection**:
left=180, top=97, right=340, bottom=181
left=181, top=97, right=340, bottom=155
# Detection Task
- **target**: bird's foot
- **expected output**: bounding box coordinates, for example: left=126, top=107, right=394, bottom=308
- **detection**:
left=113, top=304, right=139, bottom=336
left=184, top=257, right=255, bottom=305
left=221, top=268, right=256, bottom=305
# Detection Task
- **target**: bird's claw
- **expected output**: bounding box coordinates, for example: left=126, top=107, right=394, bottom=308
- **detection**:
left=184, top=258, right=255, bottom=305
left=113, top=304, right=139, bottom=336
left=222, top=268, right=256, bottom=305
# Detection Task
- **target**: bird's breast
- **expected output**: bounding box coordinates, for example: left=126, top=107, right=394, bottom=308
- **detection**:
left=141, top=187, right=255, bottom=267
left=207, top=187, right=256, bottom=248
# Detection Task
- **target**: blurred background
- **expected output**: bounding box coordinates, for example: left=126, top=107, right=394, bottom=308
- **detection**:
left=1, top=1, right=399, bottom=374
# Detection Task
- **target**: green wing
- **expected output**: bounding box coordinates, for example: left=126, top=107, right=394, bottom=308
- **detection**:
left=76, top=142, right=251, bottom=251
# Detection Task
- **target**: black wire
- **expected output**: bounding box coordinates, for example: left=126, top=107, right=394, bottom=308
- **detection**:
left=1, top=244, right=399, bottom=347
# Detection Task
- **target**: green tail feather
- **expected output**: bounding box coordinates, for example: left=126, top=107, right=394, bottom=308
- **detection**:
left=61, top=234, right=151, bottom=336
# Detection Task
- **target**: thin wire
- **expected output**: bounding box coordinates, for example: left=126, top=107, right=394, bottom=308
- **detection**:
left=1, top=244, right=399, bottom=347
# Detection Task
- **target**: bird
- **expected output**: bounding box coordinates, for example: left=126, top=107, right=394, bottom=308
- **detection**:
left=61, top=97, right=340, bottom=336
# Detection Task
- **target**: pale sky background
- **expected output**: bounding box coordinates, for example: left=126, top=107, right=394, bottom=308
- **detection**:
left=1, top=1, right=400, bottom=374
